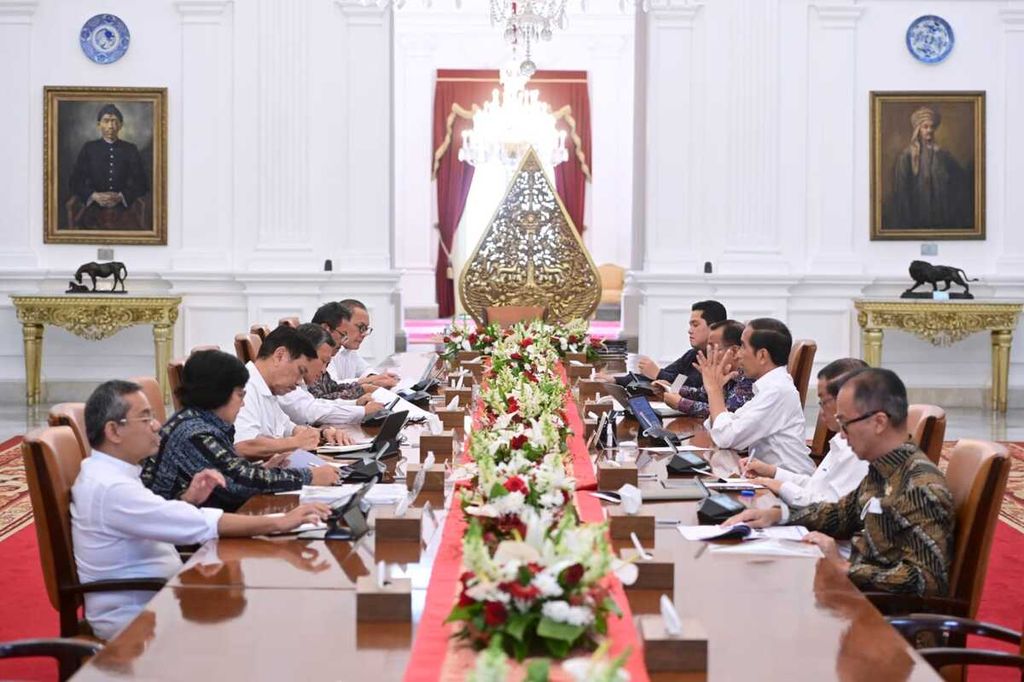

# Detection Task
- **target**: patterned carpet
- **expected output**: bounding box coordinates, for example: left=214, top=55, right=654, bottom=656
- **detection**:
left=939, top=441, right=1024, bottom=534
left=0, top=437, right=31, bottom=542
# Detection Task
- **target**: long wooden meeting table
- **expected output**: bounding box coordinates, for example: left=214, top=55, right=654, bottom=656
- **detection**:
left=72, top=352, right=943, bottom=681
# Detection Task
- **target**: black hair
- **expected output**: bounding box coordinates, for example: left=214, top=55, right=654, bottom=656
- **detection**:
left=256, top=325, right=317, bottom=361
left=692, top=300, right=727, bottom=326
left=295, top=323, right=333, bottom=350
left=97, top=104, right=123, bottom=123
left=709, top=319, right=744, bottom=348
left=818, top=358, right=870, bottom=397
left=338, top=299, right=367, bottom=318
left=312, top=301, right=350, bottom=328
left=746, top=318, right=792, bottom=367
left=85, top=379, right=142, bottom=448
left=178, top=350, right=249, bottom=411
left=831, top=367, right=909, bottom=428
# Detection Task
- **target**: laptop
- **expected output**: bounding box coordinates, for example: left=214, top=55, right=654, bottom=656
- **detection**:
left=627, top=395, right=692, bottom=445
left=319, top=410, right=409, bottom=459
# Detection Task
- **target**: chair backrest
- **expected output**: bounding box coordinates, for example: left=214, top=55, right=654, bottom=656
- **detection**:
left=944, top=439, right=1011, bottom=617
left=233, top=333, right=261, bottom=365
left=485, top=306, right=547, bottom=329
left=167, top=358, right=186, bottom=412
left=277, top=317, right=300, bottom=329
left=786, top=340, right=817, bottom=409
left=47, top=404, right=88, bottom=459
left=21, top=426, right=86, bottom=635
left=597, top=263, right=625, bottom=305
left=128, top=376, right=166, bottom=425
left=907, top=404, right=947, bottom=465
left=190, top=344, right=220, bottom=353
left=249, top=324, right=271, bottom=341
left=810, top=412, right=834, bottom=464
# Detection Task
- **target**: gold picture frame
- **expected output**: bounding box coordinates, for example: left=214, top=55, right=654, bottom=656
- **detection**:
left=870, top=91, right=985, bottom=241
left=44, top=86, right=167, bottom=245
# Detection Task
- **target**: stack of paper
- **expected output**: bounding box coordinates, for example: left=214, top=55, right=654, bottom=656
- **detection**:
left=296, top=483, right=408, bottom=506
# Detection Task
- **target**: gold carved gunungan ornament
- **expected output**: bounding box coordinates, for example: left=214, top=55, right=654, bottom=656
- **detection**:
left=458, top=147, right=602, bottom=325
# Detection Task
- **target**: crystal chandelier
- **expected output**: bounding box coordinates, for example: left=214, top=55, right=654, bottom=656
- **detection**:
left=458, top=62, right=568, bottom=170
left=490, top=1, right=568, bottom=76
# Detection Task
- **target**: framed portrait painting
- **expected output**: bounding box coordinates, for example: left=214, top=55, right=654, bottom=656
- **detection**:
left=44, top=86, right=167, bottom=244
left=870, top=91, right=985, bottom=240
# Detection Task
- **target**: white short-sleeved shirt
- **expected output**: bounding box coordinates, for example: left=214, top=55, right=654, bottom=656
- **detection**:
left=327, top=348, right=370, bottom=382
left=775, top=434, right=869, bottom=507
left=234, top=361, right=298, bottom=442
left=278, top=383, right=365, bottom=425
left=71, top=450, right=223, bottom=640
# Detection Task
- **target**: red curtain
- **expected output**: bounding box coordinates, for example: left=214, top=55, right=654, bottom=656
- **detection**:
left=432, top=69, right=591, bottom=318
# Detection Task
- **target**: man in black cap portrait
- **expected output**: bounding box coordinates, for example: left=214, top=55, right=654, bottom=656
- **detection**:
left=68, top=103, right=149, bottom=229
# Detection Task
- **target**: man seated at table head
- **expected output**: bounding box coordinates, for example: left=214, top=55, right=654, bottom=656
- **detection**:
left=73, top=379, right=330, bottom=640
left=143, top=350, right=340, bottom=512
left=233, top=325, right=347, bottom=459
left=657, top=319, right=754, bottom=418
left=327, top=299, right=398, bottom=389
left=743, top=357, right=870, bottom=506
left=699, top=317, right=816, bottom=475
left=728, top=368, right=955, bottom=597
left=277, top=323, right=385, bottom=426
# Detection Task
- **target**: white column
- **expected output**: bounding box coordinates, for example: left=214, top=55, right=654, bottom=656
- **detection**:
left=634, top=0, right=704, bottom=274
left=997, top=5, right=1024, bottom=273
left=0, top=1, right=38, bottom=269
left=805, top=1, right=864, bottom=274
left=173, top=0, right=232, bottom=271
left=334, top=1, right=394, bottom=273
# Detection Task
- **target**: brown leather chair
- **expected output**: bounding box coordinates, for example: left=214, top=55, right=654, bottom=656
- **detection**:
left=277, top=317, right=300, bottom=329
left=868, top=439, right=1010, bottom=621
left=249, top=324, right=271, bottom=341
left=190, top=344, right=221, bottom=353
left=167, top=358, right=186, bottom=412
left=786, top=339, right=817, bottom=409
left=484, top=306, right=546, bottom=329
left=888, top=614, right=1023, bottom=680
left=47, top=404, right=88, bottom=459
left=233, top=333, right=261, bottom=365
left=907, top=404, right=947, bottom=465
left=809, top=412, right=834, bottom=464
left=128, top=376, right=167, bottom=425
left=20, top=427, right=165, bottom=646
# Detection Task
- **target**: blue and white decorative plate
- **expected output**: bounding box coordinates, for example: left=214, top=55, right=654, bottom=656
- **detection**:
left=906, top=15, right=954, bottom=64
left=79, top=14, right=130, bottom=65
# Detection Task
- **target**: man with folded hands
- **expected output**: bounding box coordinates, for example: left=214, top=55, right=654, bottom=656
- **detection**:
left=727, top=368, right=954, bottom=596
left=73, top=379, right=330, bottom=639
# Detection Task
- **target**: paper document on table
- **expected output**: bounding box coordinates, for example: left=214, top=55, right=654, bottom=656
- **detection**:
left=318, top=440, right=374, bottom=455
left=704, top=481, right=765, bottom=491
left=285, top=449, right=329, bottom=469
left=678, top=524, right=809, bottom=542
left=709, top=538, right=823, bottom=558
left=371, top=386, right=442, bottom=432
left=641, top=445, right=712, bottom=454
left=295, top=483, right=408, bottom=506
left=262, top=513, right=327, bottom=535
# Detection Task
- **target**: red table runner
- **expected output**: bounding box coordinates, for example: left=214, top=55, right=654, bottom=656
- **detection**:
left=404, top=364, right=647, bottom=682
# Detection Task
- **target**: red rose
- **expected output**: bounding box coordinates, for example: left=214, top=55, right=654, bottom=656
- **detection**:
left=561, top=563, right=584, bottom=587
left=443, top=336, right=451, bottom=343
left=503, top=475, right=528, bottom=494
left=524, top=370, right=537, bottom=383
left=568, top=334, right=578, bottom=343
left=484, top=601, right=508, bottom=626
left=520, top=338, right=534, bottom=349
left=510, top=352, right=523, bottom=361
left=507, top=397, right=519, bottom=413
left=460, top=571, right=475, bottom=586
left=458, top=590, right=475, bottom=607
left=499, top=580, right=540, bottom=601
left=509, top=434, right=528, bottom=450
left=468, top=333, right=478, bottom=344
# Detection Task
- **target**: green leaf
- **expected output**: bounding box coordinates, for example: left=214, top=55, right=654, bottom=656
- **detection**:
left=506, top=612, right=535, bottom=642
left=543, top=637, right=572, bottom=659
left=602, top=596, right=623, bottom=618
left=525, top=659, right=551, bottom=682
left=445, top=605, right=477, bottom=624
left=489, top=482, right=509, bottom=498
left=512, top=636, right=529, bottom=662
left=537, top=617, right=586, bottom=643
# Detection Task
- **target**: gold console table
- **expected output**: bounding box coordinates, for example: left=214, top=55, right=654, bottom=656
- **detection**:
left=854, top=299, right=1023, bottom=412
left=10, top=295, right=181, bottom=406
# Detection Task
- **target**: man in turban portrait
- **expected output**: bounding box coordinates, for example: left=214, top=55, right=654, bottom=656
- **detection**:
left=68, top=103, right=149, bottom=230
left=886, top=105, right=971, bottom=229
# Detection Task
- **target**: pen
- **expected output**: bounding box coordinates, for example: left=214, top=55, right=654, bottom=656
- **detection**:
left=741, top=453, right=758, bottom=478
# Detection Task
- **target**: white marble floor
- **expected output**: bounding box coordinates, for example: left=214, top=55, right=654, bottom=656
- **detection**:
left=2, top=400, right=1022, bottom=447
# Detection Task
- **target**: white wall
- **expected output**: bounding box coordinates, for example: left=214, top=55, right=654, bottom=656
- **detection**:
left=0, top=0, right=400, bottom=399
left=393, top=1, right=635, bottom=312
left=631, top=0, right=1024, bottom=401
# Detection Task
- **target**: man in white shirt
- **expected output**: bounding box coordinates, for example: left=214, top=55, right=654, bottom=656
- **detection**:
left=327, top=299, right=398, bottom=388
left=698, top=317, right=816, bottom=475
left=742, top=357, right=869, bottom=506
left=278, top=323, right=384, bottom=425
left=234, top=325, right=350, bottom=460
left=72, top=380, right=329, bottom=640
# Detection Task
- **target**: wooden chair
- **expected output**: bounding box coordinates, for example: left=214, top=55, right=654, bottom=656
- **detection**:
left=128, top=376, right=167, bottom=425
left=249, top=324, right=271, bottom=341
left=167, top=358, right=186, bottom=412
left=597, top=263, right=625, bottom=306
left=867, top=439, right=1010, bottom=621
left=233, top=333, right=261, bottom=365
left=786, top=339, right=817, bottom=409
left=190, top=344, right=220, bottom=353
left=20, top=427, right=166, bottom=645
left=809, top=412, right=834, bottom=465
left=0, top=637, right=102, bottom=681
left=47, top=404, right=88, bottom=459
left=887, top=614, right=1023, bottom=681
left=277, top=317, right=300, bottom=329
left=484, top=306, right=546, bottom=329
left=907, top=404, right=947, bottom=465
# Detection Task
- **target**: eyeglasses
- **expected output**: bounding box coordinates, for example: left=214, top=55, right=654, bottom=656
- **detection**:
left=835, top=411, right=882, bottom=433
left=117, top=414, right=158, bottom=426
left=356, top=324, right=373, bottom=336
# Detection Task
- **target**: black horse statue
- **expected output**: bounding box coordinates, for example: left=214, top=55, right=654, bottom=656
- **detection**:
left=73, top=261, right=128, bottom=293
left=901, top=260, right=978, bottom=299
